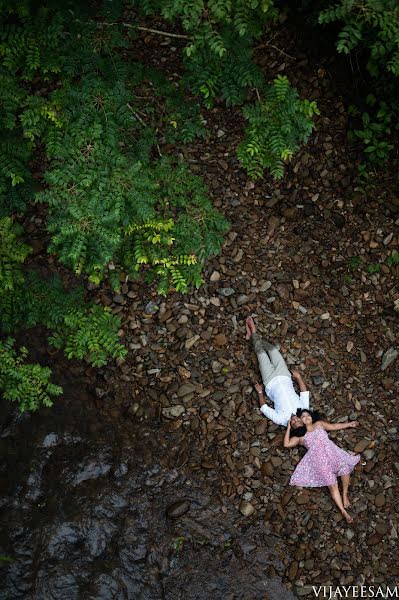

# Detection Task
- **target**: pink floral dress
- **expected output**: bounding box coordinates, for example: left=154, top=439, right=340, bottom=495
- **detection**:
left=289, top=423, right=360, bottom=487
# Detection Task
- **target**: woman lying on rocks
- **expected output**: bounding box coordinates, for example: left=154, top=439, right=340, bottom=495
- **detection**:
left=285, top=409, right=360, bottom=523
left=245, top=316, right=310, bottom=429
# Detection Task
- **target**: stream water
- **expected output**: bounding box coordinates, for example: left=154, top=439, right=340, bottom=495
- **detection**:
left=0, top=359, right=296, bottom=600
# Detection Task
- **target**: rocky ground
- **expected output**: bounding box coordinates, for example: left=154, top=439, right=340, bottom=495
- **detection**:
left=4, top=13, right=399, bottom=600
left=94, top=16, right=399, bottom=595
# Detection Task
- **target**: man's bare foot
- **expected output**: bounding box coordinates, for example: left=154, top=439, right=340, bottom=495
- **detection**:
left=342, top=510, right=354, bottom=524
left=343, top=495, right=351, bottom=509
left=245, top=316, right=256, bottom=340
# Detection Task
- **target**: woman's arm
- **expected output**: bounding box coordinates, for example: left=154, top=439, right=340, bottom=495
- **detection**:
left=283, top=420, right=303, bottom=448
left=319, top=420, right=359, bottom=432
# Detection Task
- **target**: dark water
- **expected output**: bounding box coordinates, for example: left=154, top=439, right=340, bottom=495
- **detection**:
left=0, top=361, right=295, bottom=600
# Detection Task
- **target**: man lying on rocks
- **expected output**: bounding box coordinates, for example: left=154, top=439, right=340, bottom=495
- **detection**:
left=245, top=316, right=309, bottom=428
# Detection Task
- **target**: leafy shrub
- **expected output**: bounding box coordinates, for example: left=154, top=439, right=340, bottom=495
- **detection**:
left=318, top=1, right=399, bottom=78
left=348, top=99, right=394, bottom=164
left=0, top=218, right=127, bottom=367
left=0, top=338, right=62, bottom=412
left=134, top=0, right=276, bottom=106
left=183, top=28, right=264, bottom=107
left=318, top=0, right=399, bottom=162
left=36, top=63, right=228, bottom=294
left=237, top=75, right=320, bottom=179
left=0, top=217, right=31, bottom=294
left=1, top=272, right=128, bottom=367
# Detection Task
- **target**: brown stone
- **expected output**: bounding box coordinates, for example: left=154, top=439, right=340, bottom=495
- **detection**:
left=288, top=560, right=298, bottom=580
left=261, top=462, right=274, bottom=477
left=375, top=493, right=385, bottom=508
left=214, top=333, right=227, bottom=346
left=367, top=533, right=383, bottom=546
left=354, top=439, right=371, bottom=453
left=296, top=493, right=310, bottom=505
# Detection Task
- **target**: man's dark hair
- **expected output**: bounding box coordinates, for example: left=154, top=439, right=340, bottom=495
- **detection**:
left=289, top=408, right=322, bottom=438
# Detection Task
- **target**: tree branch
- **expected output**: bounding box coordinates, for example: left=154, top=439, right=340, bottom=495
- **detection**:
left=86, top=19, right=191, bottom=40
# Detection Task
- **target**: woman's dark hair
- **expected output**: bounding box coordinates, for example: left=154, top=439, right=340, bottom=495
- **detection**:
left=289, top=408, right=322, bottom=438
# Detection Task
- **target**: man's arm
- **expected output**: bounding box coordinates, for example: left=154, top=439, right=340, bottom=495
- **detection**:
left=292, top=370, right=310, bottom=408
left=255, top=383, right=287, bottom=426
left=292, top=370, right=308, bottom=392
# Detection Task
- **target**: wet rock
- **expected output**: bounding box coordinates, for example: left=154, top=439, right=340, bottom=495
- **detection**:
left=74, top=460, right=111, bottom=485
left=283, top=207, right=298, bottom=221
left=48, top=523, right=79, bottom=558
left=166, top=499, right=191, bottom=518
left=42, top=433, right=58, bottom=448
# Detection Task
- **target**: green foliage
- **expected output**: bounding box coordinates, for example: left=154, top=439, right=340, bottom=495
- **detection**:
left=0, top=4, right=66, bottom=198
left=0, top=338, right=62, bottom=412
left=0, top=217, right=31, bottom=294
left=318, top=1, right=399, bottom=163
left=237, top=75, right=320, bottom=179
left=36, top=61, right=228, bottom=293
left=136, top=0, right=276, bottom=43
left=387, top=250, right=399, bottom=266
left=119, top=160, right=228, bottom=294
left=367, top=262, right=381, bottom=274
left=134, top=0, right=277, bottom=106
left=1, top=272, right=128, bottom=367
left=349, top=100, right=394, bottom=164
left=0, top=215, right=127, bottom=370
left=319, top=1, right=399, bottom=77
left=183, top=28, right=264, bottom=107
left=348, top=255, right=361, bottom=271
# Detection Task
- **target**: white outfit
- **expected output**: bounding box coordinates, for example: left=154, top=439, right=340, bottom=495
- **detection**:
left=260, top=375, right=310, bottom=426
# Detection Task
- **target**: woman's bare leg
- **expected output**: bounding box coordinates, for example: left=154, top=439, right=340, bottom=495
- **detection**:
left=328, top=483, right=353, bottom=524
left=341, top=474, right=351, bottom=508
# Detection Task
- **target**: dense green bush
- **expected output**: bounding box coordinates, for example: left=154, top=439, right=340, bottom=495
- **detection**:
left=0, top=217, right=31, bottom=294
left=0, top=338, right=62, bottom=412
left=317, top=0, right=399, bottom=163
left=0, top=217, right=127, bottom=374
left=134, top=0, right=277, bottom=105
left=237, top=75, right=319, bottom=179
left=318, top=1, right=399, bottom=77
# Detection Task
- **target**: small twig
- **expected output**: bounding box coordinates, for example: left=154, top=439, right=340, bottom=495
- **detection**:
left=255, top=32, right=278, bottom=50
left=256, top=33, right=295, bottom=60
left=135, top=25, right=190, bottom=40
left=255, top=87, right=261, bottom=102
left=267, top=44, right=295, bottom=60
left=78, top=17, right=191, bottom=40
left=127, top=102, right=147, bottom=127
